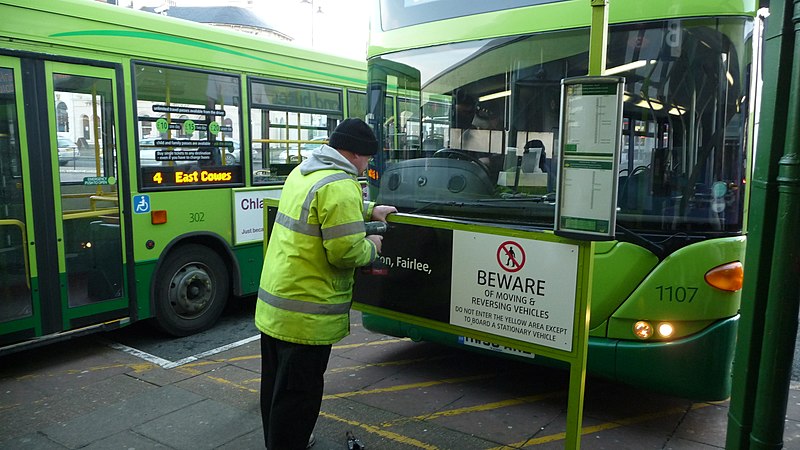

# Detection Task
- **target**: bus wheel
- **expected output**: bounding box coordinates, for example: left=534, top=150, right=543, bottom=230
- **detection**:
left=154, top=244, right=229, bottom=336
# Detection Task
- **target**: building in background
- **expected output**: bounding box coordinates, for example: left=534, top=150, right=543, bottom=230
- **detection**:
left=95, top=0, right=369, bottom=59
left=139, top=5, right=292, bottom=41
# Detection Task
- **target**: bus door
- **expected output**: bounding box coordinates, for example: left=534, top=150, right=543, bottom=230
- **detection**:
left=2, top=60, right=130, bottom=345
left=0, top=56, right=35, bottom=347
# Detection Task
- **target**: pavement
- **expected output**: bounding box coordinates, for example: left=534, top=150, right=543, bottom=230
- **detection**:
left=2, top=310, right=800, bottom=450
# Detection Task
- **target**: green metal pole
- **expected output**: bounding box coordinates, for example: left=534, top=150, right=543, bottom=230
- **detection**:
left=726, top=1, right=798, bottom=448
left=561, top=3, right=608, bottom=448
left=565, top=241, right=593, bottom=450
left=750, top=153, right=800, bottom=449
left=588, top=0, right=608, bottom=76
left=749, top=1, right=800, bottom=448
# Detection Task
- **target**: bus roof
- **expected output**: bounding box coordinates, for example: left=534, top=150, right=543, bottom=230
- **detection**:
left=367, top=0, right=757, bottom=58
left=3, top=0, right=366, bottom=86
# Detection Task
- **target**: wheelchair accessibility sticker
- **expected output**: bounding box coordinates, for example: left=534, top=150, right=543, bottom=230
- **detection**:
left=133, top=194, right=151, bottom=214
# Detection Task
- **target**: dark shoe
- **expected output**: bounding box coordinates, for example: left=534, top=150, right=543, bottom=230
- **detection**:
left=264, top=433, right=315, bottom=450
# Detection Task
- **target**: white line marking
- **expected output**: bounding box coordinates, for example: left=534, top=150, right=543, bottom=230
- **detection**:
left=105, top=340, right=175, bottom=367
left=104, top=334, right=260, bottom=369
left=163, top=335, right=260, bottom=368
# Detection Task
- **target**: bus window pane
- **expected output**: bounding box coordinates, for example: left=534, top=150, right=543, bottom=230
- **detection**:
left=0, top=67, right=32, bottom=322
left=250, top=80, right=341, bottom=114
left=55, top=89, right=117, bottom=183
left=378, top=0, right=550, bottom=31
left=347, top=90, right=366, bottom=119
left=134, top=64, right=243, bottom=190
left=369, top=17, right=749, bottom=233
left=252, top=110, right=331, bottom=183
left=53, top=74, right=124, bottom=306
left=250, top=80, right=343, bottom=184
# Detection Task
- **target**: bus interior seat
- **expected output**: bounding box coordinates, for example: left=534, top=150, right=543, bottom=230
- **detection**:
left=501, top=141, right=544, bottom=175
left=522, top=139, right=546, bottom=173
left=269, top=163, right=298, bottom=176
left=618, top=165, right=650, bottom=210
left=422, top=136, right=444, bottom=151
left=519, top=148, right=542, bottom=173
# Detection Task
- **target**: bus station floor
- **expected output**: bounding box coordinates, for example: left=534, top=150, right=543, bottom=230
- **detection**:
left=2, top=311, right=800, bottom=450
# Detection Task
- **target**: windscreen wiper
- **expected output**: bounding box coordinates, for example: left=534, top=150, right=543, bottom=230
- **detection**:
left=615, top=223, right=666, bottom=260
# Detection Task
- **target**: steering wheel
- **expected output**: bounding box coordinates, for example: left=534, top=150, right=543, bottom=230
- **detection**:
left=432, top=149, right=493, bottom=180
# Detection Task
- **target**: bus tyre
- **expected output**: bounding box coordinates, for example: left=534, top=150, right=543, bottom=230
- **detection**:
left=154, top=244, right=229, bottom=336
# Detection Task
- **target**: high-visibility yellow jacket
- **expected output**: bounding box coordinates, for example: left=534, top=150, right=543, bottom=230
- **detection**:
left=256, top=145, right=376, bottom=345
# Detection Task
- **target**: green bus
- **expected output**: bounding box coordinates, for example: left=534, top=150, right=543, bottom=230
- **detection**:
left=354, top=0, right=761, bottom=400
left=0, top=0, right=368, bottom=353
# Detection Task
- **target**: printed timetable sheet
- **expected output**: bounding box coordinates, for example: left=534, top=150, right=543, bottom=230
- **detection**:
left=555, top=77, right=623, bottom=239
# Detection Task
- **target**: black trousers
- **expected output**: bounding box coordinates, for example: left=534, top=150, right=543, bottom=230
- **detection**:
left=260, top=332, right=332, bottom=450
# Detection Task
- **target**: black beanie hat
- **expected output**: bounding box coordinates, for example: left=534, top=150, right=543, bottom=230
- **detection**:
left=328, top=118, right=378, bottom=156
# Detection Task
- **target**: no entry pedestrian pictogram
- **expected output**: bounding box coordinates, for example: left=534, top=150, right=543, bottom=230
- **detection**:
left=497, top=241, right=525, bottom=272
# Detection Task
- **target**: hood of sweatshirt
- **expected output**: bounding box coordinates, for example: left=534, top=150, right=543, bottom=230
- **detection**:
left=299, top=144, right=359, bottom=177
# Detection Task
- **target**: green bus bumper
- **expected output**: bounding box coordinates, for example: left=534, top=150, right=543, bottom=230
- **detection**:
left=361, top=313, right=738, bottom=401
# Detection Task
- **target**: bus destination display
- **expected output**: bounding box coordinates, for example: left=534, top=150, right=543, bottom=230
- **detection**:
left=141, top=165, right=242, bottom=188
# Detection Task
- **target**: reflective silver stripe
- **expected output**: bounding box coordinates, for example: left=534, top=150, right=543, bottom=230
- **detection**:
left=275, top=211, right=321, bottom=236
left=299, top=173, right=353, bottom=223
left=258, top=288, right=351, bottom=315
left=322, top=221, right=366, bottom=240
left=276, top=172, right=356, bottom=237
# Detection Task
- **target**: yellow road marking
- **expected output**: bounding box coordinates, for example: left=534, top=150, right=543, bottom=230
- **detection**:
left=12, top=362, right=158, bottom=382
left=382, top=390, right=566, bottom=427
left=174, top=338, right=410, bottom=371
left=205, top=375, right=258, bottom=394
left=62, top=362, right=157, bottom=374
left=333, top=338, right=411, bottom=350
left=227, top=355, right=260, bottom=362
left=323, top=374, right=494, bottom=400
left=319, top=410, right=439, bottom=450
left=11, top=338, right=728, bottom=450
left=175, top=366, right=205, bottom=376
left=487, top=402, right=717, bottom=449
left=327, top=355, right=449, bottom=374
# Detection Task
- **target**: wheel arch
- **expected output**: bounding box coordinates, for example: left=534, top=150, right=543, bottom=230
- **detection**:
left=148, top=231, right=242, bottom=315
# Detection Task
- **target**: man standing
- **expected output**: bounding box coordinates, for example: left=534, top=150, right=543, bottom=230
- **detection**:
left=256, top=118, right=396, bottom=449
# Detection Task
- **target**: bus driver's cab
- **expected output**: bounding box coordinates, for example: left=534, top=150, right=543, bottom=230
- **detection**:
left=376, top=85, right=553, bottom=217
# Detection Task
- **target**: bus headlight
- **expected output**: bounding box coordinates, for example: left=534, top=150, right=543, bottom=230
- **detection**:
left=633, top=321, right=653, bottom=339
left=657, top=322, right=675, bottom=338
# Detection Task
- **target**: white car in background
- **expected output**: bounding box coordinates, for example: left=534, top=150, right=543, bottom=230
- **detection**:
left=57, top=136, right=80, bottom=166
left=221, top=141, right=241, bottom=165
left=138, top=138, right=165, bottom=166
left=277, top=137, right=327, bottom=163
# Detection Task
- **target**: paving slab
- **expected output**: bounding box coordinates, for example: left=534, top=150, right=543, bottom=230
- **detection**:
left=320, top=395, right=498, bottom=449
left=40, top=385, right=204, bottom=448
left=6, top=308, right=800, bottom=450
left=133, top=398, right=261, bottom=450
left=672, top=403, right=729, bottom=447
left=0, top=372, right=155, bottom=441
left=81, top=430, right=170, bottom=449
left=0, top=432, right=69, bottom=450
left=174, top=363, right=261, bottom=413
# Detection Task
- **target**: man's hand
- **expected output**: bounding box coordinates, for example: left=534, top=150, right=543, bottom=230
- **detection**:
left=366, top=234, right=383, bottom=254
left=371, top=205, right=397, bottom=222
